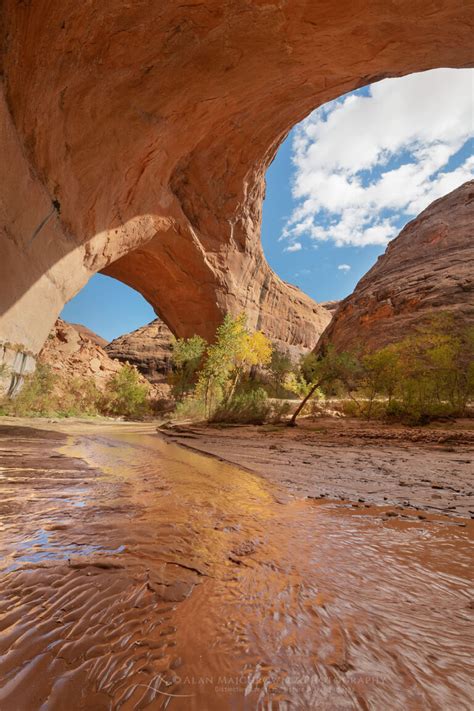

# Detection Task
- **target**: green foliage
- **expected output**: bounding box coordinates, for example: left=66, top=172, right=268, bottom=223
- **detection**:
left=196, top=314, right=273, bottom=417
left=290, top=314, right=474, bottom=425
left=169, top=335, right=207, bottom=400
left=284, top=371, right=312, bottom=398
left=299, top=352, right=319, bottom=384
left=359, top=346, right=399, bottom=419
left=0, top=362, right=153, bottom=420
left=289, top=345, right=362, bottom=425
left=374, top=317, right=474, bottom=424
left=104, top=365, right=150, bottom=419
left=172, top=396, right=207, bottom=422
left=57, top=377, right=102, bottom=417
left=211, top=387, right=271, bottom=424
left=1, top=363, right=58, bottom=416
left=268, top=399, right=292, bottom=423
left=268, top=349, right=294, bottom=397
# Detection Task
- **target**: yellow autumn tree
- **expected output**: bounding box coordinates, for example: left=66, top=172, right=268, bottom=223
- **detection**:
left=225, top=324, right=273, bottom=403
left=196, top=313, right=272, bottom=414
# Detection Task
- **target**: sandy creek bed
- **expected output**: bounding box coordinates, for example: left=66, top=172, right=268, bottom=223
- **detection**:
left=0, top=419, right=472, bottom=709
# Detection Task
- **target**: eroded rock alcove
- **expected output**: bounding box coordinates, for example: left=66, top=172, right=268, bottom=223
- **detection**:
left=1, top=1, right=473, bottom=381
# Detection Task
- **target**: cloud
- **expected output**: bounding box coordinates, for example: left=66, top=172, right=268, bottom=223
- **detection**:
left=284, top=242, right=302, bottom=252
left=282, top=69, right=474, bottom=248
left=337, top=264, right=351, bottom=272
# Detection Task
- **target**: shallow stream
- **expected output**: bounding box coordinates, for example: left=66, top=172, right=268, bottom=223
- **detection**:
left=0, top=428, right=472, bottom=709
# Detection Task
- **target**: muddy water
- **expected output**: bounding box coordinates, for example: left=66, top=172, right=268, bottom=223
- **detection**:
left=0, top=428, right=472, bottom=710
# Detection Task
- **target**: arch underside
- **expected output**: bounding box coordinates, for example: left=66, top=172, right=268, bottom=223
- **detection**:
left=0, top=0, right=473, bottom=365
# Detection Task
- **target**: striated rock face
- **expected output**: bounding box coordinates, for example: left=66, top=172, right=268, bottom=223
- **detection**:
left=320, top=301, right=340, bottom=317
left=316, top=182, right=474, bottom=353
left=106, top=320, right=174, bottom=386
left=0, top=2, right=472, bottom=360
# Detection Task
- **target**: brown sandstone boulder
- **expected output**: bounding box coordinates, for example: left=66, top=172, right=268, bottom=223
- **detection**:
left=69, top=324, right=108, bottom=349
left=316, top=182, right=474, bottom=354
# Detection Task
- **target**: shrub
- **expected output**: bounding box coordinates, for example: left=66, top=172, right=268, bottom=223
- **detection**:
left=172, top=396, right=207, bottom=422
left=103, top=365, right=150, bottom=419
left=211, top=387, right=270, bottom=424
left=2, top=363, right=58, bottom=416
left=60, top=377, right=102, bottom=416
left=268, top=399, right=292, bottom=423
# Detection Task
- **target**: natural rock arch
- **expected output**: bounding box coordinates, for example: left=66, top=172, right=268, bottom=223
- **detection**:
left=1, top=1, right=473, bottom=373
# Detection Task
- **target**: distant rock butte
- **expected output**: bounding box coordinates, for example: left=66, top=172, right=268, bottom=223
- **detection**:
left=316, top=182, right=474, bottom=353
left=39, top=319, right=161, bottom=395
left=105, top=320, right=174, bottom=386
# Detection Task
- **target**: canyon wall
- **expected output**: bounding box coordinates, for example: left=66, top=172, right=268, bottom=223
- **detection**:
left=316, top=182, right=474, bottom=353
left=106, top=320, right=174, bottom=387
left=39, top=320, right=129, bottom=391
left=1, top=1, right=473, bottom=386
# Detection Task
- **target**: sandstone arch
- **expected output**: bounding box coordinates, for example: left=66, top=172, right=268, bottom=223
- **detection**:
left=1, top=1, right=473, bottom=377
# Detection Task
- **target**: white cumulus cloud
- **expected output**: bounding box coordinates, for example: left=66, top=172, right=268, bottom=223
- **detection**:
left=284, top=241, right=302, bottom=252
left=337, top=264, right=351, bottom=272
left=282, top=69, right=474, bottom=248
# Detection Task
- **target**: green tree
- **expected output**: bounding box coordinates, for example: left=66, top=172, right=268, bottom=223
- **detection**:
left=169, top=335, right=207, bottom=400
left=389, top=316, right=474, bottom=421
left=299, top=352, right=319, bottom=384
left=288, top=346, right=361, bottom=426
left=361, top=346, right=399, bottom=419
left=268, top=349, right=293, bottom=397
left=105, top=365, right=150, bottom=419
left=196, top=314, right=272, bottom=417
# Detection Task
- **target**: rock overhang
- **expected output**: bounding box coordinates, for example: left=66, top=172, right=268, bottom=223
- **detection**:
left=0, top=0, right=473, bottom=370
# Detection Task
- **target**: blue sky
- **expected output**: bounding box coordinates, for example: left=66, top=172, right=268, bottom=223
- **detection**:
left=62, top=69, right=473, bottom=341
left=261, top=126, right=388, bottom=303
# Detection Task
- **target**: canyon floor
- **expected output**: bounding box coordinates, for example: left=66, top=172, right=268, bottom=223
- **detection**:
left=0, top=418, right=472, bottom=709
left=160, top=417, right=474, bottom=519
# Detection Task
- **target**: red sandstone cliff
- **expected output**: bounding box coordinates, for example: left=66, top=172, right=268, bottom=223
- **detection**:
left=316, top=182, right=474, bottom=353
left=39, top=320, right=160, bottom=395
left=1, top=1, right=472, bottom=369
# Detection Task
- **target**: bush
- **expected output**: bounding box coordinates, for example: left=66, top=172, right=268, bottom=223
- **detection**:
left=211, top=387, right=271, bottom=424
left=103, top=365, right=150, bottom=419
left=268, top=399, right=292, bottom=423
left=59, top=377, right=102, bottom=416
left=172, top=396, right=207, bottom=422
left=0, top=361, right=153, bottom=420
left=1, top=363, right=58, bottom=416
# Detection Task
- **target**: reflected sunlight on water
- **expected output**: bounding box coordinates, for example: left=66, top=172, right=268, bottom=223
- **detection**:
left=0, top=429, right=472, bottom=709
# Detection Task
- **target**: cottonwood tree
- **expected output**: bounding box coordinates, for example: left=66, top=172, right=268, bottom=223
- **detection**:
left=169, top=335, right=207, bottom=400
left=288, top=346, right=360, bottom=426
left=197, top=314, right=272, bottom=416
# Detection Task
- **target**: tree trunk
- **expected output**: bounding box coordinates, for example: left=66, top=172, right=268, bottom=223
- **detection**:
left=226, top=369, right=241, bottom=405
left=288, top=379, right=323, bottom=427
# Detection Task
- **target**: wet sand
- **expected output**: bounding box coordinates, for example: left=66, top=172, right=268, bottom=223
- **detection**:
left=0, top=419, right=473, bottom=709
left=160, top=418, right=474, bottom=518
